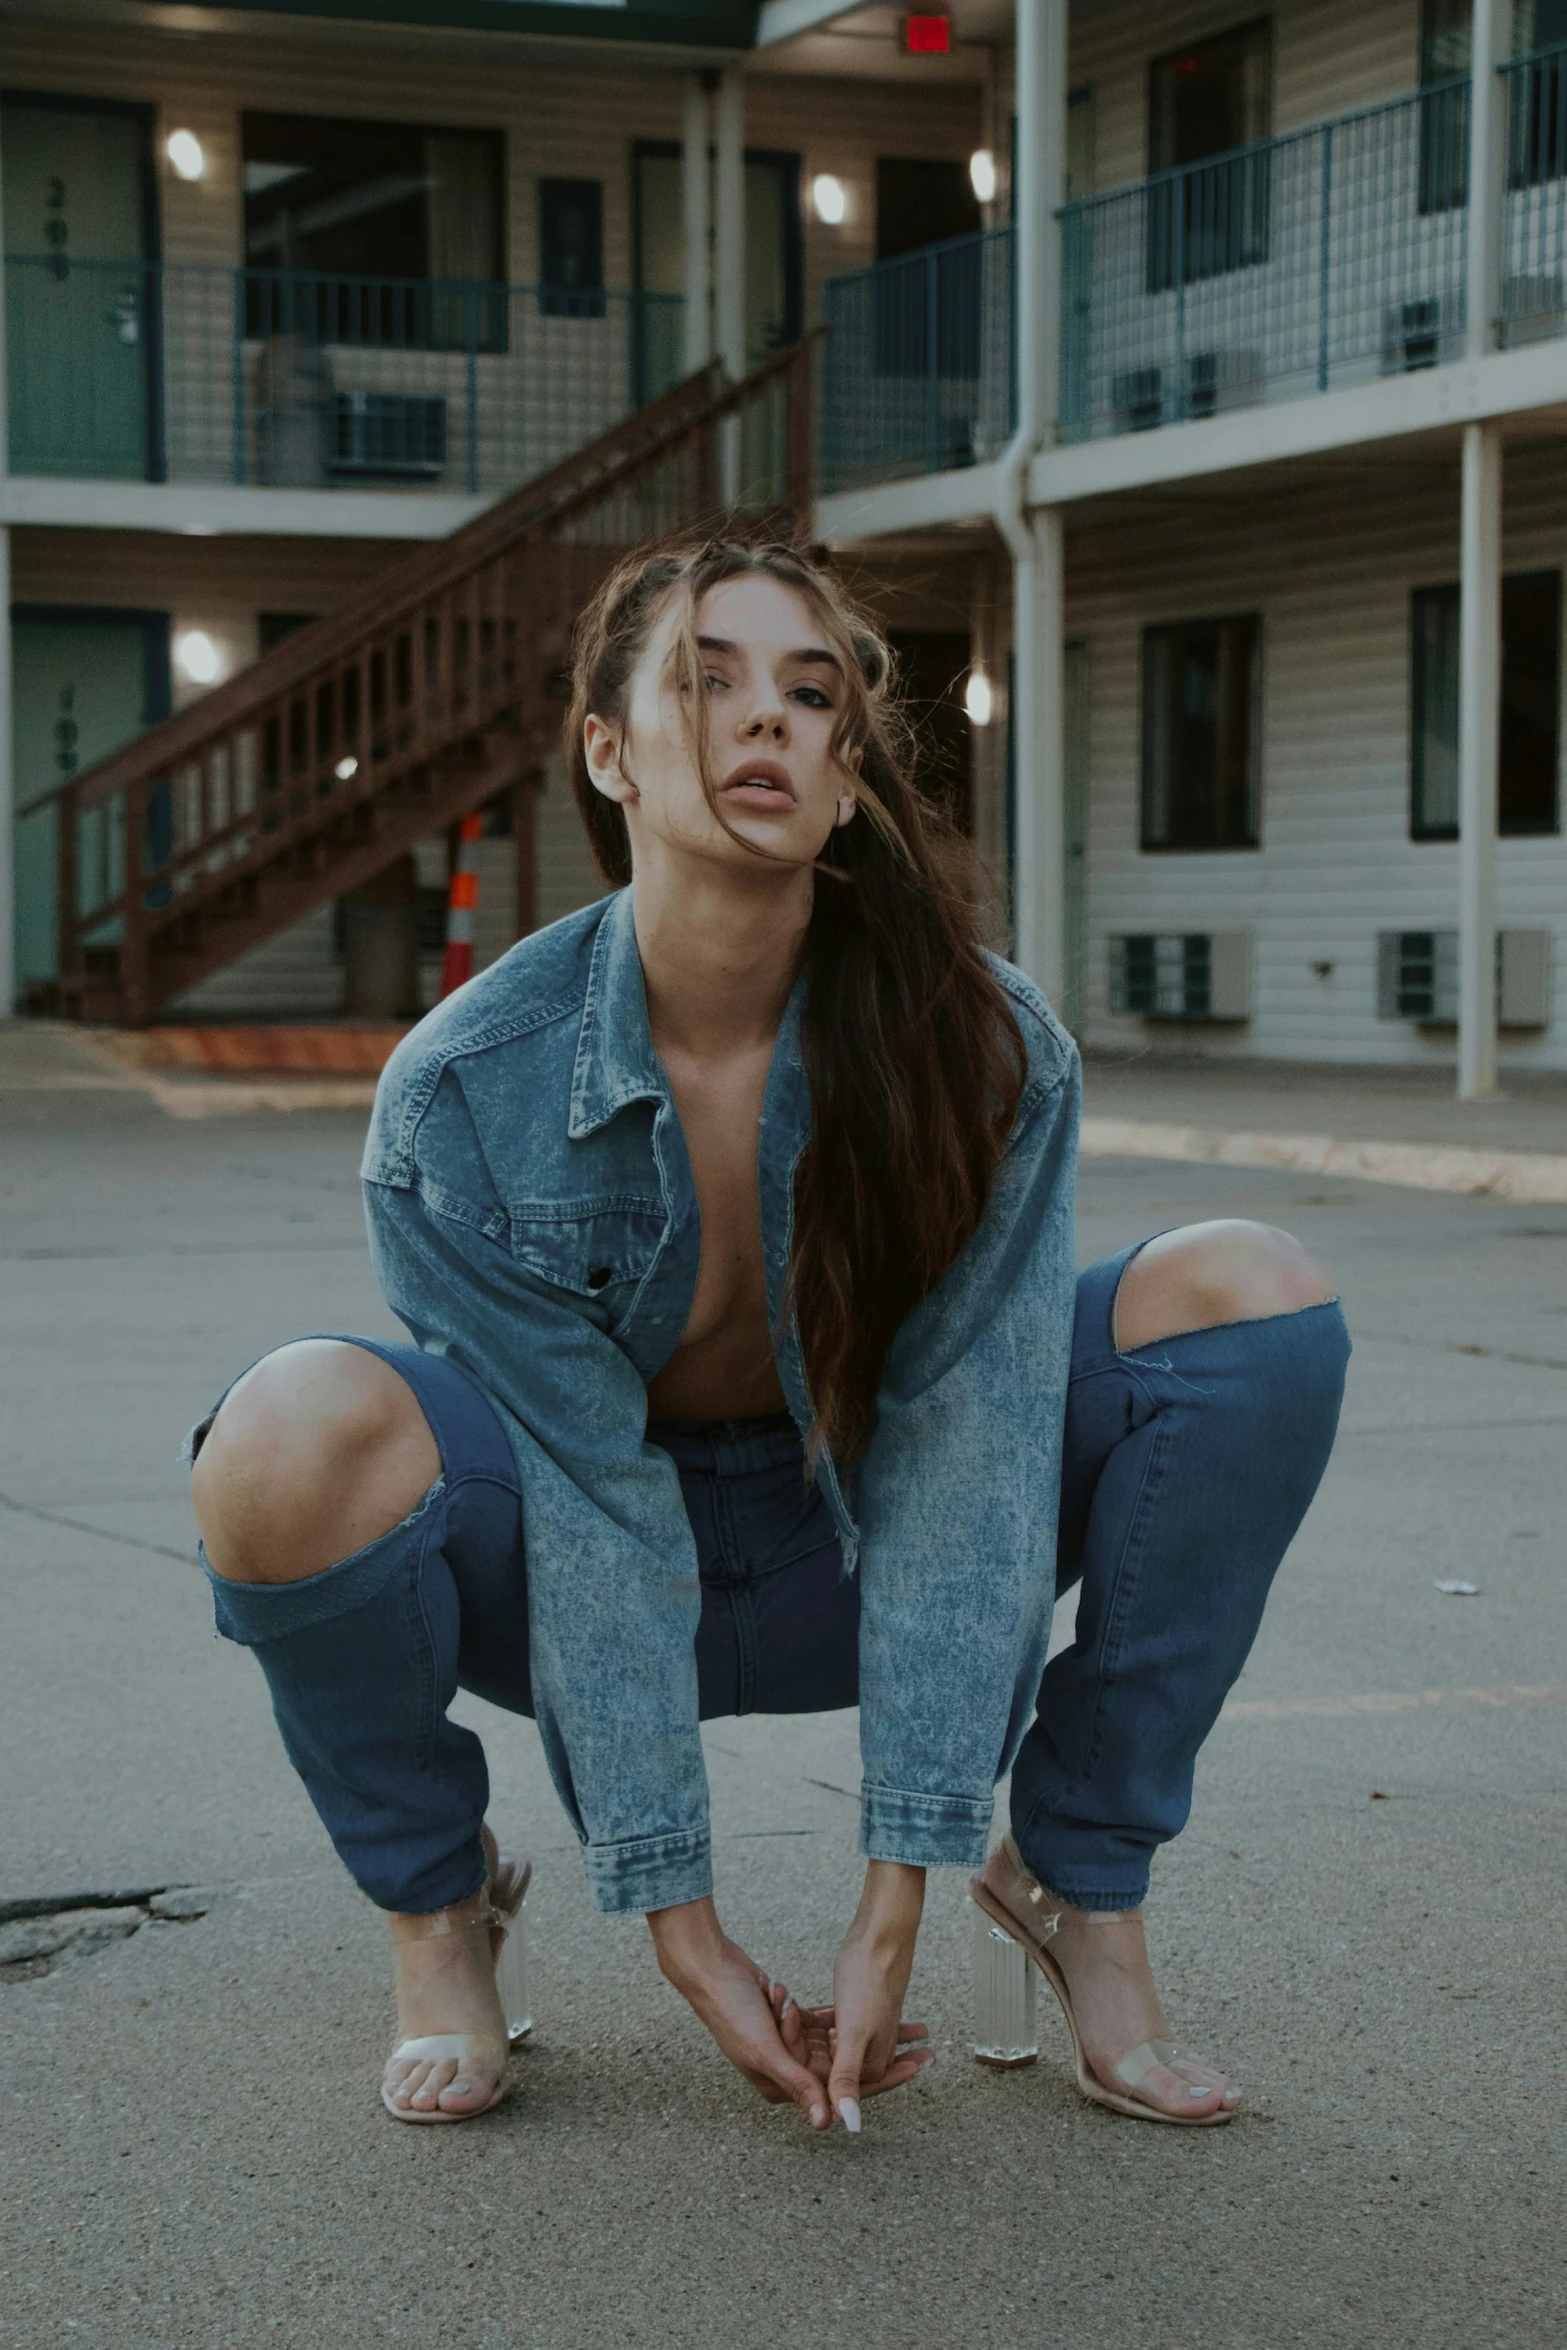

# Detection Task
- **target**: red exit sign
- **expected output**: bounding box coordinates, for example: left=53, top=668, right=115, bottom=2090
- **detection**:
left=904, top=13, right=951, bottom=51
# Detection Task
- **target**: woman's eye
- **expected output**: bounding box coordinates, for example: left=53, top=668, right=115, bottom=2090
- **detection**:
left=703, top=672, right=728, bottom=692
left=790, top=685, right=832, bottom=709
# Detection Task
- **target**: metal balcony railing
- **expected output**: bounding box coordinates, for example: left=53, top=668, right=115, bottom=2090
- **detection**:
left=820, top=227, right=1015, bottom=492
left=1500, top=40, right=1567, bottom=344
left=1058, top=78, right=1472, bottom=442
left=3, top=258, right=684, bottom=495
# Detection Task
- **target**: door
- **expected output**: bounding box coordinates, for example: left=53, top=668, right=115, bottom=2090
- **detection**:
left=1062, top=638, right=1089, bottom=1032
left=11, top=609, right=170, bottom=989
left=3, top=96, right=158, bottom=478
left=632, top=144, right=801, bottom=402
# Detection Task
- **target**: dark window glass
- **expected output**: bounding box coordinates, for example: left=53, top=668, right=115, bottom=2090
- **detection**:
left=241, top=113, right=504, bottom=348
left=1141, top=615, right=1261, bottom=850
left=1146, top=20, right=1272, bottom=292
left=1417, top=0, right=1470, bottom=214
left=539, top=178, right=604, bottom=317
left=1411, top=572, right=1562, bottom=838
left=1507, top=3, right=1567, bottom=193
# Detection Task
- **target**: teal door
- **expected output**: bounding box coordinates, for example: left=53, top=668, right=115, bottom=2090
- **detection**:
left=3, top=97, right=157, bottom=479
left=632, top=145, right=801, bottom=402
left=11, top=609, right=169, bottom=989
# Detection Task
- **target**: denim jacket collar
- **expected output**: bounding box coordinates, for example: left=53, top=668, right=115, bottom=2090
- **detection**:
left=567, top=886, right=812, bottom=1150
left=567, top=888, right=667, bottom=1139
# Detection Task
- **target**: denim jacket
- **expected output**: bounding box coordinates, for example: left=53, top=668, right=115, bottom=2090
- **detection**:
left=361, top=887, right=1080, bottom=1914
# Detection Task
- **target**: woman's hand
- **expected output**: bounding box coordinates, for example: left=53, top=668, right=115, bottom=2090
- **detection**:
left=824, top=1861, right=933, bottom=2132
left=647, top=1895, right=833, bottom=2129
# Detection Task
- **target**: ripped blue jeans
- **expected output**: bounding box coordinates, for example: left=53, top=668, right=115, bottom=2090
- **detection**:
left=193, top=1242, right=1349, bottom=1914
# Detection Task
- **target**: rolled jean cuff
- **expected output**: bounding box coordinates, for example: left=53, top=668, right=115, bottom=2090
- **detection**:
left=203, top=1479, right=445, bottom=1645
left=584, top=1828, right=713, bottom=1916
left=860, top=1784, right=994, bottom=1870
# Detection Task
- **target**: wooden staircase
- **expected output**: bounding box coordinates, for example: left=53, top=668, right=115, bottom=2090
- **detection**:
left=34, top=341, right=816, bottom=1025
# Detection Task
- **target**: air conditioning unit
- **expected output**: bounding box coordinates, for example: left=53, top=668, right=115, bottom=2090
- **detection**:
left=329, top=393, right=448, bottom=480
left=1381, top=296, right=1456, bottom=374
left=1111, top=366, right=1165, bottom=432
left=1376, top=929, right=1552, bottom=1027
left=1500, top=273, right=1566, bottom=349
left=1185, top=347, right=1264, bottom=419
left=1109, top=932, right=1251, bottom=1021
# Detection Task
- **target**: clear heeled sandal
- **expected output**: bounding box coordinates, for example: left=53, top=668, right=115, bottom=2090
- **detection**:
left=969, top=1835, right=1238, bottom=2127
left=381, top=1853, right=533, bottom=2124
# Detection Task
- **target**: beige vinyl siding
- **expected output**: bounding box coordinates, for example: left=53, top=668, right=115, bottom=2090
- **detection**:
left=1069, top=0, right=1422, bottom=197
left=1068, top=444, right=1567, bottom=1070
left=0, top=18, right=976, bottom=329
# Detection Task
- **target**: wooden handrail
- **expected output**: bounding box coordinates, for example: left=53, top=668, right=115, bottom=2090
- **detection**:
left=40, top=333, right=821, bottom=1024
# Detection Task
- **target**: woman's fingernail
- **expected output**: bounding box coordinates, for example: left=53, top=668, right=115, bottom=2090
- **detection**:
left=810, top=2105, right=827, bottom=2128
left=783, top=1998, right=796, bottom=2021
left=839, top=2099, right=862, bottom=2135
left=1223, top=2087, right=1243, bottom=2102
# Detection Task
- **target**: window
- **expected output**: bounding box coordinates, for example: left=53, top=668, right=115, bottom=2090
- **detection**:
left=1507, top=2, right=1567, bottom=191
left=1411, top=571, right=1562, bottom=838
left=1146, top=20, right=1272, bottom=291
left=1141, top=615, right=1261, bottom=850
left=241, top=113, right=504, bottom=347
left=1418, top=0, right=1470, bottom=213
left=539, top=178, right=604, bottom=317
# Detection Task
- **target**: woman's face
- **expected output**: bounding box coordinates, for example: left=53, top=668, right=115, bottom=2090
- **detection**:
left=583, top=572, right=858, bottom=876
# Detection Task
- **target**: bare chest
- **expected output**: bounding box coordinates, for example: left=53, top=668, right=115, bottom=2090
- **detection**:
left=643, top=1047, right=781, bottom=1418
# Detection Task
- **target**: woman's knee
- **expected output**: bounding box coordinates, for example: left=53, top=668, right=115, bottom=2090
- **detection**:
left=1115, top=1221, right=1335, bottom=1352
left=191, top=1339, right=440, bottom=1586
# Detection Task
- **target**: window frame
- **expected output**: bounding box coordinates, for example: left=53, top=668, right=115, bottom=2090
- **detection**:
left=1410, top=569, right=1563, bottom=840
left=1139, top=612, right=1263, bottom=853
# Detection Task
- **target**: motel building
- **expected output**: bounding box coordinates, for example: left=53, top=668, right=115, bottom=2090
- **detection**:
left=2, top=0, right=1566, bottom=1093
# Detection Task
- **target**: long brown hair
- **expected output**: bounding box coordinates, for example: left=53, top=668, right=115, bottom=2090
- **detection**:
left=567, top=537, right=1024, bottom=1462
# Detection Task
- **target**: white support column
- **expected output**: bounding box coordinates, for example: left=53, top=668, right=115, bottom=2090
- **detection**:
left=681, top=77, right=713, bottom=374
left=1458, top=419, right=1502, bottom=1099
left=1465, top=0, right=1505, bottom=360
left=0, top=102, right=13, bottom=1020
left=1010, top=508, right=1065, bottom=994
left=1006, top=0, right=1069, bottom=999
left=713, top=67, right=746, bottom=381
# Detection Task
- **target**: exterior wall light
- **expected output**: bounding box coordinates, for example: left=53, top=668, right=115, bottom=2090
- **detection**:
left=811, top=174, right=847, bottom=226
left=964, top=667, right=994, bottom=726
left=335, top=756, right=360, bottom=781
left=174, top=629, right=222, bottom=686
left=969, top=149, right=997, bottom=204
left=166, top=130, right=206, bottom=183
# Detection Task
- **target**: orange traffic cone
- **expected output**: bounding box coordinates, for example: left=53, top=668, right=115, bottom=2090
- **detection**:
left=439, top=812, right=484, bottom=997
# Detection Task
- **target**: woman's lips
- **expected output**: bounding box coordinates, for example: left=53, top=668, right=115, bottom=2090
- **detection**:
left=720, top=761, right=796, bottom=810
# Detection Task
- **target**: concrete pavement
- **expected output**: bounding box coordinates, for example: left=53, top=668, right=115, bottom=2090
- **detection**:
left=1, top=1033, right=1564, bottom=2349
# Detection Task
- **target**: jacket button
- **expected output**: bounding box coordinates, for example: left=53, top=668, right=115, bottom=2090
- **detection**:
left=587, top=1266, right=613, bottom=1290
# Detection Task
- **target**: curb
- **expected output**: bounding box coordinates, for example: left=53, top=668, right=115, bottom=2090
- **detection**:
left=1079, top=1115, right=1567, bottom=1205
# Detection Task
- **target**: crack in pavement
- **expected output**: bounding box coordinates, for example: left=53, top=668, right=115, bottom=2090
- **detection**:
left=0, top=1487, right=194, bottom=1565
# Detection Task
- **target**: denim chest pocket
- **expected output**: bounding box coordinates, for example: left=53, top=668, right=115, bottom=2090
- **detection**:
left=506, top=1198, right=668, bottom=1306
